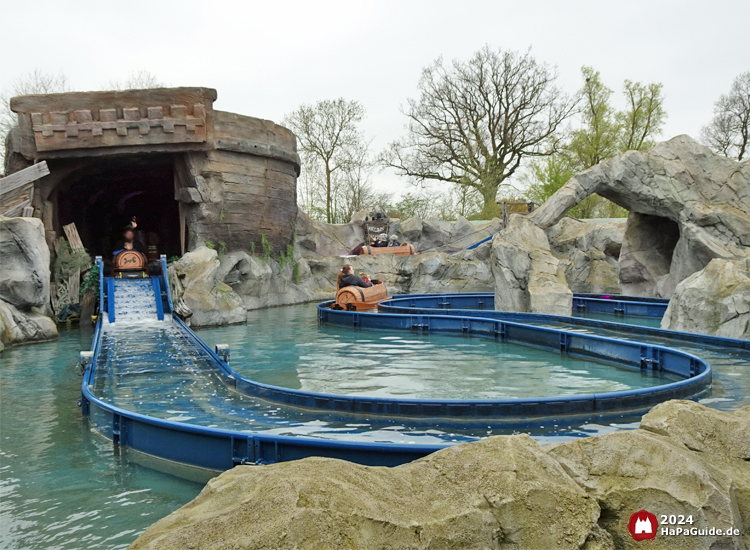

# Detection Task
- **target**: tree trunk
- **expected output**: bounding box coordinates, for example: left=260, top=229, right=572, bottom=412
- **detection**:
left=325, top=164, right=332, bottom=224
left=479, top=184, right=499, bottom=219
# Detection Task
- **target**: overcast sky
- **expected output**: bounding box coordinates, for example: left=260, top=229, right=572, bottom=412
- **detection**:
left=2, top=0, right=748, bottom=197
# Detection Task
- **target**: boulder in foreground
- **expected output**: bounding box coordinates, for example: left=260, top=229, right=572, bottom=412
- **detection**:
left=129, top=400, right=750, bottom=550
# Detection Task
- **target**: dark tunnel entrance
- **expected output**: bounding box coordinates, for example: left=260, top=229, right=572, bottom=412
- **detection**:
left=56, top=155, right=181, bottom=260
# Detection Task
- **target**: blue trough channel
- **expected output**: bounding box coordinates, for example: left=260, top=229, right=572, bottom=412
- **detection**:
left=80, top=258, right=733, bottom=473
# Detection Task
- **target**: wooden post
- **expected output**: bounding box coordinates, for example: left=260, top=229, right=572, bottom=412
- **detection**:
left=63, top=223, right=85, bottom=250
left=179, top=202, right=186, bottom=255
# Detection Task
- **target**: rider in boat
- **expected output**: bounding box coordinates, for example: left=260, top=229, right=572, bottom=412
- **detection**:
left=337, top=264, right=373, bottom=289
left=388, top=235, right=401, bottom=246
left=113, top=223, right=145, bottom=256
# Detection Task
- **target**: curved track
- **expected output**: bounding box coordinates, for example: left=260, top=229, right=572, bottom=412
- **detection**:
left=81, top=262, right=747, bottom=473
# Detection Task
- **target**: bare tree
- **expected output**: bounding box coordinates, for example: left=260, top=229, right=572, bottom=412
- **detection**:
left=1, top=69, right=71, bottom=169
left=284, top=99, right=368, bottom=223
left=700, top=71, right=750, bottom=161
left=381, top=47, right=576, bottom=216
left=107, top=69, right=164, bottom=91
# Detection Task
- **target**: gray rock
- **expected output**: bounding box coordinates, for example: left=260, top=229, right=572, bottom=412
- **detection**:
left=661, top=258, right=750, bottom=339
left=129, top=401, right=750, bottom=550
left=618, top=212, right=681, bottom=297
left=0, top=216, right=50, bottom=309
left=0, top=299, right=57, bottom=351
left=0, top=216, right=57, bottom=350
left=171, top=246, right=247, bottom=327
left=529, top=136, right=750, bottom=297
left=491, top=216, right=572, bottom=315
left=546, top=217, right=624, bottom=294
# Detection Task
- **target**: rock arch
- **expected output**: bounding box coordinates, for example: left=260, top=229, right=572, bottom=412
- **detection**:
left=529, top=135, right=750, bottom=297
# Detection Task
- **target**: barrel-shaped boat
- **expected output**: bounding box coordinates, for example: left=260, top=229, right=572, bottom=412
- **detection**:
left=333, top=283, right=390, bottom=310
left=360, top=243, right=416, bottom=256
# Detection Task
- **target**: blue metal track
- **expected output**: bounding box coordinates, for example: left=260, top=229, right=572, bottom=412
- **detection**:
left=79, top=264, right=729, bottom=473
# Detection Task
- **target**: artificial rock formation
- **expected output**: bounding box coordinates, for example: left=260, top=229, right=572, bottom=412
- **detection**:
left=129, top=400, right=750, bottom=550
left=0, top=216, right=57, bottom=351
left=169, top=246, right=246, bottom=327
left=6, top=87, right=300, bottom=259
left=529, top=135, right=750, bottom=297
left=491, top=216, right=572, bottom=316
left=545, top=217, right=624, bottom=295
left=661, top=258, right=750, bottom=339
left=296, top=209, right=502, bottom=258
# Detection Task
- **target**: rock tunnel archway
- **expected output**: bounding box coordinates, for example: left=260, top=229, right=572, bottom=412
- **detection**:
left=528, top=136, right=750, bottom=297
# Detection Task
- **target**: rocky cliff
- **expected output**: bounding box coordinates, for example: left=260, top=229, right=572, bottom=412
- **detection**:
left=128, top=400, right=750, bottom=550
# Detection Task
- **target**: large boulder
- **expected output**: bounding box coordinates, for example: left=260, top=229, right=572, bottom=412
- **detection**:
left=217, top=249, right=331, bottom=310
left=129, top=435, right=600, bottom=550
left=548, top=401, right=750, bottom=550
left=170, top=246, right=246, bottom=327
left=491, top=216, right=572, bottom=315
left=661, top=258, right=750, bottom=338
left=0, top=216, right=50, bottom=309
left=529, top=136, right=750, bottom=297
left=402, top=251, right=494, bottom=294
left=0, top=300, right=57, bottom=352
left=546, top=217, right=624, bottom=294
left=0, top=216, right=57, bottom=350
left=130, top=401, right=750, bottom=550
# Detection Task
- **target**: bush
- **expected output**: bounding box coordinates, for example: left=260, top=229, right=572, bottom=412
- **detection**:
left=261, top=234, right=273, bottom=262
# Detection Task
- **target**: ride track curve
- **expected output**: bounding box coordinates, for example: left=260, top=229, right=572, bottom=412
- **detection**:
left=79, top=257, right=747, bottom=475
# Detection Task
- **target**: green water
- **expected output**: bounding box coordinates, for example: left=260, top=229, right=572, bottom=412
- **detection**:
left=196, top=304, right=678, bottom=400
left=1, top=302, right=745, bottom=549
left=0, top=329, right=202, bottom=550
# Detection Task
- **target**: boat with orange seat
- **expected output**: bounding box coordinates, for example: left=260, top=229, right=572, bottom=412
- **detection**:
left=112, top=250, right=150, bottom=279
left=332, top=282, right=391, bottom=310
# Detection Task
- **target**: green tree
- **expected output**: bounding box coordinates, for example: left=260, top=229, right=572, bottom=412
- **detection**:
left=526, top=67, right=666, bottom=219
left=382, top=47, right=576, bottom=218
left=568, top=67, right=619, bottom=168
left=394, top=191, right=436, bottom=219
left=617, top=80, right=667, bottom=151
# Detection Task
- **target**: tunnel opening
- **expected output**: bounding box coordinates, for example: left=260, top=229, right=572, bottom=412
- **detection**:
left=56, top=155, right=181, bottom=260
left=619, top=212, right=681, bottom=297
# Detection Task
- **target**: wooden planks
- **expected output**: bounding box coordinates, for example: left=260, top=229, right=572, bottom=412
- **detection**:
left=63, top=223, right=85, bottom=250
left=0, top=161, right=49, bottom=196
left=2, top=200, right=31, bottom=218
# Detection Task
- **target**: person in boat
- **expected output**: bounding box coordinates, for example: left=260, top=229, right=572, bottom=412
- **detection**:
left=388, top=235, right=401, bottom=247
left=337, top=264, right=373, bottom=289
left=375, top=233, right=389, bottom=247
left=113, top=224, right=145, bottom=255
left=359, top=272, right=371, bottom=283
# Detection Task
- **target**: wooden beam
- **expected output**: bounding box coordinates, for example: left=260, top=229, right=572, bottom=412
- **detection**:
left=63, top=222, right=85, bottom=250
left=2, top=200, right=31, bottom=218
left=0, top=162, right=50, bottom=196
